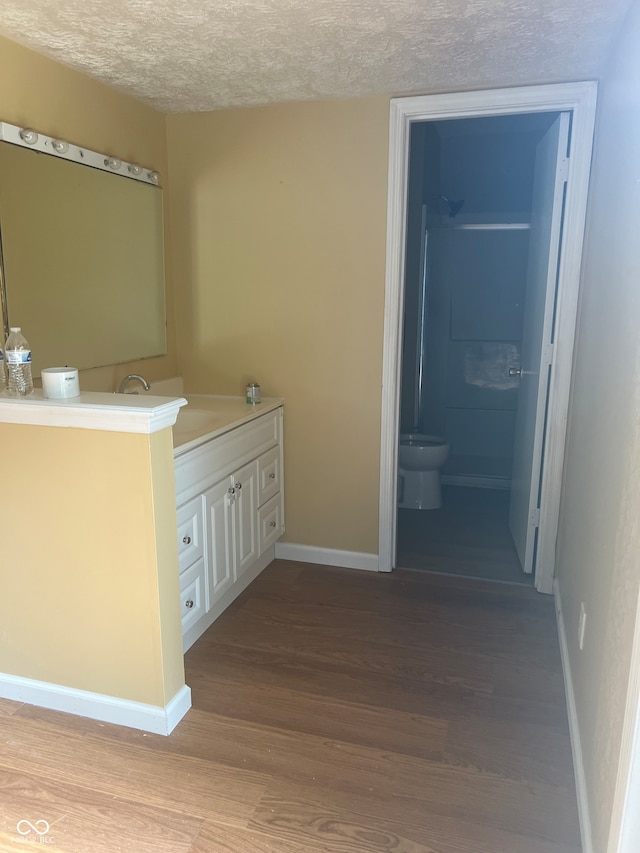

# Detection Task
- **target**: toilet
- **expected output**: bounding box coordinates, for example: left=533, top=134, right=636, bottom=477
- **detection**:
left=398, top=433, right=450, bottom=510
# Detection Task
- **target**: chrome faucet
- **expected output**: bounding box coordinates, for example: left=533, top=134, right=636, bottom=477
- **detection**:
left=117, top=374, right=150, bottom=394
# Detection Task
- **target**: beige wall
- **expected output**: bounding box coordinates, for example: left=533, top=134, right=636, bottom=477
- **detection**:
left=555, top=2, right=640, bottom=850
left=150, top=428, right=186, bottom=702
left=0, top=34, right=178, bottom=391
left=0, top=423, right=184, bottom=706
left=167, top=99, right=389, bottom=554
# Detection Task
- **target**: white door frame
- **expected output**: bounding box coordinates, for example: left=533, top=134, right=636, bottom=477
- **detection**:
left=378, top=82, right=597, bottom=593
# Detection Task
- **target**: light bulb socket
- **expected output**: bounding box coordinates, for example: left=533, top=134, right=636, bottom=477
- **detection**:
left=147, top=171, right=160, bottom=185
left=127, top=163, right=143, bottom=176
left=104, top=157, right=122, bottom=170
left=51, top=139, right=69, bottom=154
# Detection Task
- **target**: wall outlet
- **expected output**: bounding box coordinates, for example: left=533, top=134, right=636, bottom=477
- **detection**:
left=578, top=602, right=587, bottom=650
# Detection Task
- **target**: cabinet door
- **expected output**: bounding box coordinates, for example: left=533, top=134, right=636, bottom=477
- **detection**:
left=204, top=477, right=234, bottom=604
left=232, top=460, right=259, bottom=579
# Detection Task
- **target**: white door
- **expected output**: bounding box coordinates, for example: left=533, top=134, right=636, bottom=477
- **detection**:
left=509, top=112, right=570, bottom=574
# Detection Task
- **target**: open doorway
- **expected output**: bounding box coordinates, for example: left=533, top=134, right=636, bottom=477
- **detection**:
left=378, top=84, right=598, bottom=593
left=396, top=111, right=563, bottom=585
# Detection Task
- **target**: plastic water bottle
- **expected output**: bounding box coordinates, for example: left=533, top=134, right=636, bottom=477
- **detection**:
left=5, top=327, right=33, bottom=396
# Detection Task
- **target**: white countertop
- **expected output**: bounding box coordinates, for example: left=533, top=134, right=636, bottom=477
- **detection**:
left=0, top=389, right=284, bottom=443
left=0, top=389, right=187, bottom=434
left=172, top=395, right=284, bottom=455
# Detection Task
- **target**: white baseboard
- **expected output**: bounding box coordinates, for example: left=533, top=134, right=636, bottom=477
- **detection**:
left=163, top=685, right=192, bottom=734
left=0, top=672, right=191, bottom=736
left=275, top=542, right=379, bottom=572
left=554, top=579, right=594, bottom=853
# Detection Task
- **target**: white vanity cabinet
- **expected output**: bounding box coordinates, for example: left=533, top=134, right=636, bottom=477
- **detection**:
left=174, top=406, right=284, bottom=651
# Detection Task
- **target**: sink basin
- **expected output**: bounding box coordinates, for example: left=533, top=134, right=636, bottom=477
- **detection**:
left=172, top=396, right=279, bottom=452
left=175, top=409, right=219, bottom=432
left=172, top=408, right=226, bottom=448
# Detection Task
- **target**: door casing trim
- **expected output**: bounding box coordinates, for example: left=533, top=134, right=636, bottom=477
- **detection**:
left=378, top=82, right=598, bottom=593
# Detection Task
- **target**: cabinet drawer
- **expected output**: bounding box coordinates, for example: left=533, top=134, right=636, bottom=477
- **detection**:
left=258, top=493, right=283, bottom=554
left=179, top=558, right=206, bottom=632
left=175, top=408, right=281, bottom=504
left=257, top=445, right=281, bottom=506
left=176, top=496, right=204, bottom=573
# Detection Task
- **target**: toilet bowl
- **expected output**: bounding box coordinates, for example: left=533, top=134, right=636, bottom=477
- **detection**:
left=398, top=433, right=450, bottom=510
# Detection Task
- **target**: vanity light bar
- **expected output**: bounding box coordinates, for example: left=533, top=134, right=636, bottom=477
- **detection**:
left=0, top=121, right=161, bottom=187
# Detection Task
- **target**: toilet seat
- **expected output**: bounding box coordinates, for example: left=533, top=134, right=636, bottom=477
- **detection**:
left=400, top=433, right=446, bottom=448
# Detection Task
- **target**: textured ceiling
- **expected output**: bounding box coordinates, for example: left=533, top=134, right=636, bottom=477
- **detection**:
left=0, top=0, right=631, bottom=113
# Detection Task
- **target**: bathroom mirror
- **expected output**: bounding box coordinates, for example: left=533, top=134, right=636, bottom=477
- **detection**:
left=0, top=139, right=166, bottom=377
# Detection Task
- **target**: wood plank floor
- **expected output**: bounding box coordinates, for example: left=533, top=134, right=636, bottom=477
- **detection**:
left=0, top=561, right=581, bottom=852
left=397, top=486, right=534, bottom=585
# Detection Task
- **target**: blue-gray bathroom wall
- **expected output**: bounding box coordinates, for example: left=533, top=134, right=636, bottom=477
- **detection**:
left=400, top=122, right=440, bottom=432
left=425, top=226, right=529, bottom=483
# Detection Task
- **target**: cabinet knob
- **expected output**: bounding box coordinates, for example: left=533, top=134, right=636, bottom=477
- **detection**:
left=268, top=472, right=276, bottom=479
left=185, top=599, right=194, bottom=609
left=269, top=520, right=277, bottom=528
left=182, top=535, right=191, bottom=545
left=235, top=482, right=242, bottom=490
left=227, top=486, right=235, bottom=495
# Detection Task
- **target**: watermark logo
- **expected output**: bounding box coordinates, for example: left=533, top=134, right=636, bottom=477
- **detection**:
left=14, top=819, right=56, bottom=844
left=16, top=821, right=50, bottom=837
